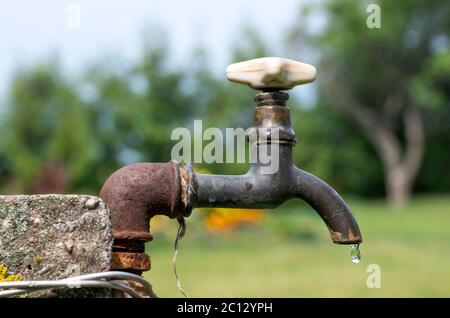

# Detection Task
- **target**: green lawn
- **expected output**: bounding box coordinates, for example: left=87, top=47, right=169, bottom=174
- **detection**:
left=144, top=195, right=450, bottom=297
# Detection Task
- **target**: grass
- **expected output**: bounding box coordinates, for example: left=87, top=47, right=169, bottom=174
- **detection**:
left=143, top=195, right=450, bottom=297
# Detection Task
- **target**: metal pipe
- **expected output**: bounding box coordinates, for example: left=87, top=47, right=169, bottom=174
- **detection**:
left=192, top=144, right=362, bottom=244
left=100, top=161, right=188, bottom=242
left=193, top=145, right=293, bottom=209
left=99, top=161, right=191, bottom=274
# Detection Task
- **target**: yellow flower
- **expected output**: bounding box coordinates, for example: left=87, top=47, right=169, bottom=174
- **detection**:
left=0, top=264, right=8, bottom=280
left=6, top=275, right=21, bottom=281
left=0, top=264, right=22, bottom=283
left=203, top=208, right=264, bottom=233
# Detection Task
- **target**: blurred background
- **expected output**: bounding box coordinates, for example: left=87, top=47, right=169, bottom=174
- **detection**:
left=0, top=0, right=449, bottom=297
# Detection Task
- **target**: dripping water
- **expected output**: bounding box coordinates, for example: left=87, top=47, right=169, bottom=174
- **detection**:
left=350, top=243, right=361, bottom=264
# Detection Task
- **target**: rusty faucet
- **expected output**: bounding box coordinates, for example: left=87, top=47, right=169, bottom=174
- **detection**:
left=100, top=57, right=362, bottom=274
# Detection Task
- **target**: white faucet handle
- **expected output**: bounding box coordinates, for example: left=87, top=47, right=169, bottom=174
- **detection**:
left=226, top=57, right=316, bottom=90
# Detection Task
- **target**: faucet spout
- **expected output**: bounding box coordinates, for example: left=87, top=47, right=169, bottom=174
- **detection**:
left=189, top=89, right=363, bottom=245
left=290, top=167, right=362, bottom=244
left=190, top=154, right=362, bottom=245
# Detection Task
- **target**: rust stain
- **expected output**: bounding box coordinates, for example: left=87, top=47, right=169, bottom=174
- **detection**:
left=111, top=252, right=151, bottom=272
left=100, top=161, right=187, bottom=243
left=100, top=160, right=190, bottom=273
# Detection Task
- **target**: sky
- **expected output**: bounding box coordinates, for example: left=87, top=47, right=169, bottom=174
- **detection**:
left=0, top=0, right=307, bottom=101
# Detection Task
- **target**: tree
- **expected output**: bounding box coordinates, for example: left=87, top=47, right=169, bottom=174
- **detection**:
left=289, top=0, right=450, bottom=206
left=0, top=63, right=98, bottom=194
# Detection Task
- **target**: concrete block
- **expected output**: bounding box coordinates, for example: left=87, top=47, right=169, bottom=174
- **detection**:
left=0, top=194, right=112, bottom=297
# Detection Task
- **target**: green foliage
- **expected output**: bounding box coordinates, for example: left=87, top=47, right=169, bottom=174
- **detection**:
left=0, top=2, right=448, bottom=197
left=411, top=51, right=450, bottom=112
left=0, top=29, right=271, bottom=194
left=287, top=0, right=450, bottom=197
left=293, top=104, right=385, bottom=196
left=0, top=64, right=97, bottom=193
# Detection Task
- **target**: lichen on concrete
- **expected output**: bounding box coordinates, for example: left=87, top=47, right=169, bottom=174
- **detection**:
left=0, top=194, right=113, bottom=297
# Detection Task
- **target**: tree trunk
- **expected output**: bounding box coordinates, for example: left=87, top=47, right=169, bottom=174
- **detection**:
left=381, top=107, right=425, bottom=207
left=324, top=80, right=425, bottom=207
left=354, top=107, right=425, bottom=207
left=386, top=165, right=413, bottom=207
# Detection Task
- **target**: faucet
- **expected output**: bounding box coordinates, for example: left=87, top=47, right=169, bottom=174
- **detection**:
left=100, top=57, right=362, bottom=275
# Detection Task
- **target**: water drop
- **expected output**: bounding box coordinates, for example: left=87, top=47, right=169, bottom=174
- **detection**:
left=350, top=243, right=361, bottom=264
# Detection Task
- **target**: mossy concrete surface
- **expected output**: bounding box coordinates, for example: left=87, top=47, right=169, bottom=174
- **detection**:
left=0, top=194, right=113, bottom=297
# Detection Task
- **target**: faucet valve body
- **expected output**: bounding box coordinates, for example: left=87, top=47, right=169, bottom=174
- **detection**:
left=252, top=91, right=296, bottom=145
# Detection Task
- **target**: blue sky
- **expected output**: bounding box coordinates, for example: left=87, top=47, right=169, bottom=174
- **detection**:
left=0, top=0, right=308, bottom=100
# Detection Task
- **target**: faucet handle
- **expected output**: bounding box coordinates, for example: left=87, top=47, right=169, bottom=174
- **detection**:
left=226, top=57, right=316, bottom=90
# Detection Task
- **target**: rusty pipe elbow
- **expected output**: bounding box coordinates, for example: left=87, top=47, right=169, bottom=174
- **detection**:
left=99, top=161, right=188, bottom=243
left=290, top=167, right=362, bottom=244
